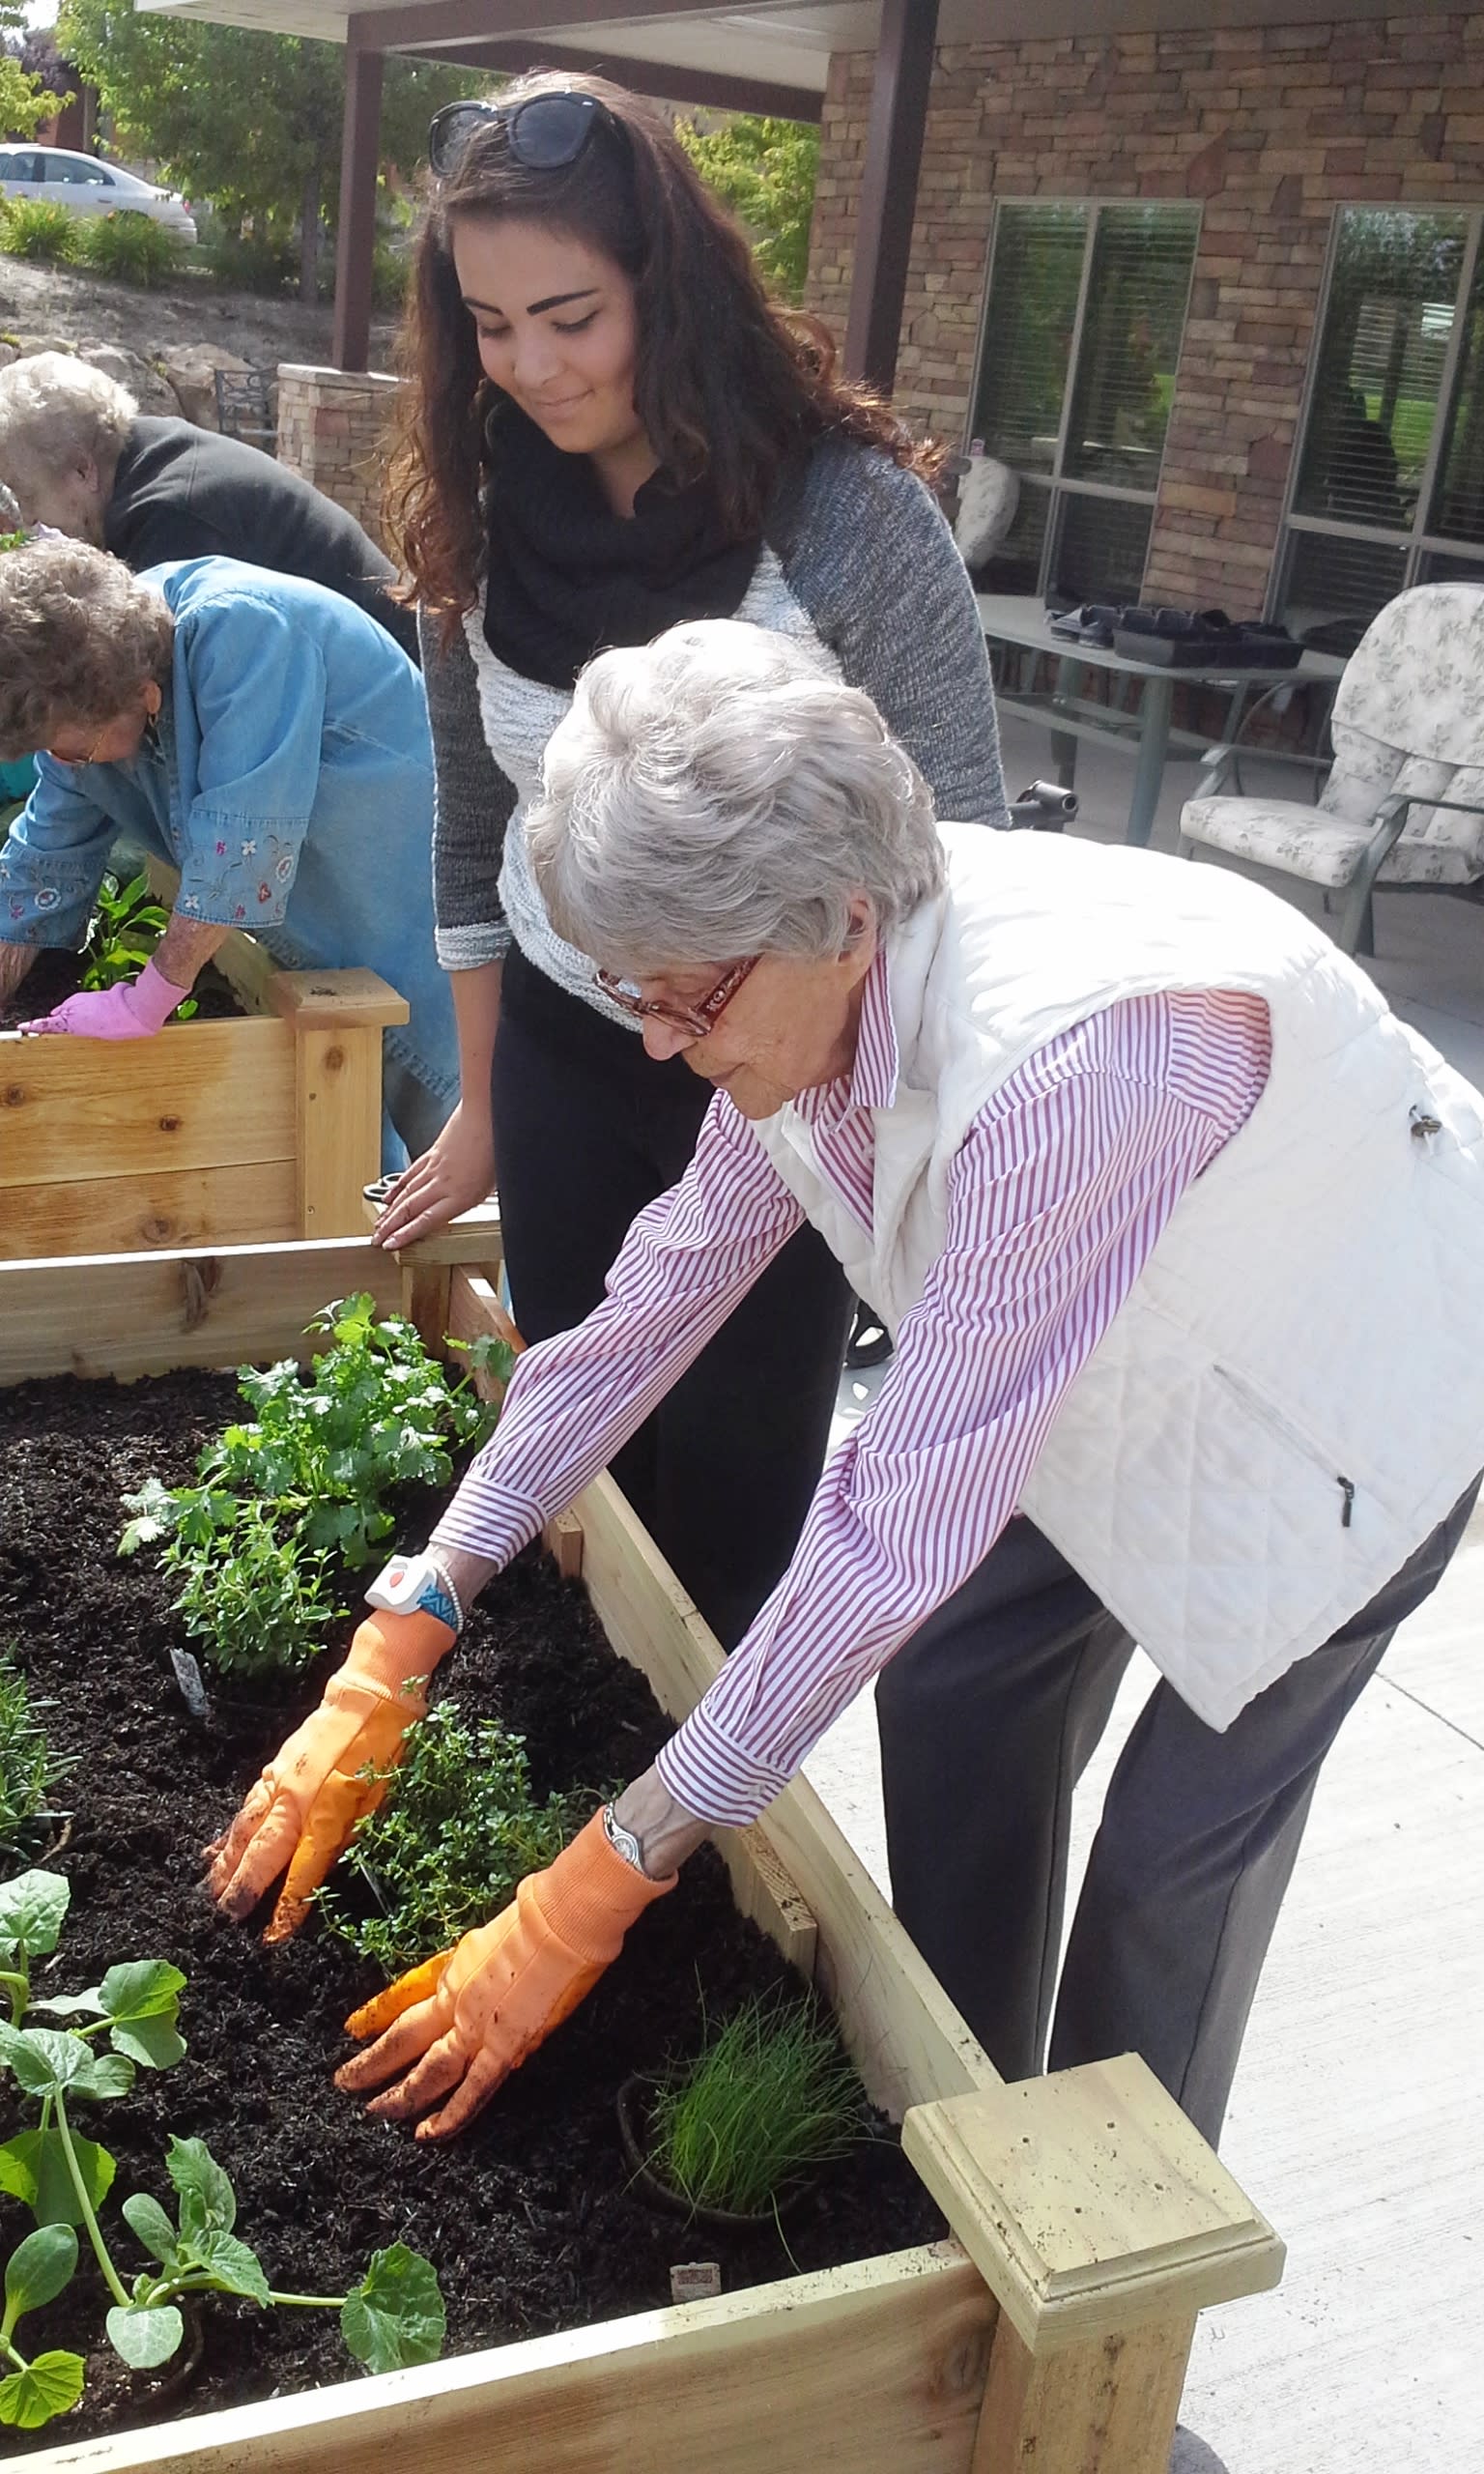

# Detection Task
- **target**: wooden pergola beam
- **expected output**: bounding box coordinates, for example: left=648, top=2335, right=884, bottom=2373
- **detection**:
left=348, top=0, right=742, bottom=49
left=396, top=37, right=822, bottom=121
left=843, top=0, right=940, bottom=393
left=332, top=42, right=384, bottom=373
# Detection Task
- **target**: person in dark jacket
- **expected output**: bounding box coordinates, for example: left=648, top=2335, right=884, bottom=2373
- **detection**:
left=0, top=352, right=416, bottom=660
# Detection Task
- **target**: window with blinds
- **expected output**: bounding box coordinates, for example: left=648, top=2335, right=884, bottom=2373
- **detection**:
left=965, top=200, right=1201, bottom=606
left=1279, top=206, right=1484, bottom=647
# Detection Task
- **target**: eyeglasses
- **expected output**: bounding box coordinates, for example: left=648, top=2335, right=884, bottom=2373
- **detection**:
left=596, top=954, right=759, bottom=1041
left=44, top=728, right=104, bottom=767
left=428, top=92, right=615, bottom=181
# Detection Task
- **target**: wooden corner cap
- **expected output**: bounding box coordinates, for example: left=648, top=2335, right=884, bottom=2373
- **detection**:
left=902, top=2052, right=1284, bottom=2352
left=270, top=967, right=410, bottom=1028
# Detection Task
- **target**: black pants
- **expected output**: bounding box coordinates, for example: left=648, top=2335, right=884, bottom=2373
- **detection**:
left=492, top=947, right=851, bottom=1649
left=876, top=1482, right=1479, bottom=2144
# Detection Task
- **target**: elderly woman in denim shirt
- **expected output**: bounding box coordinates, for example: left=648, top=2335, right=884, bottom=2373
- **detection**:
left=0, top=539, right=457, bottom=1159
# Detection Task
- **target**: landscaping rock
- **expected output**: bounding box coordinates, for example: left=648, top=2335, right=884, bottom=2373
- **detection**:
left=74, top=340, right=180, bottom=416
left=157, top=340, right=254, bottom=428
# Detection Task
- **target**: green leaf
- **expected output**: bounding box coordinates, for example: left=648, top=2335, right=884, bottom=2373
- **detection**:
left=121, top=2193, right=179, bottom=2266
left=340, top=2244, right=446, bottom=2373
left=105, top=2302, right=184, bottom=2369
left=186, top=2229, right=270, bottom=2305
left=165, top=2135, right=236, bottom=2239
left=99, top=1962, right=186, bottom=2070
left=0, top=2128, right=116, bottom=2228
left=0, top=1870, right=69, bottom=1964
left=71, top=2049, right=136, bottom=2103
left=0, top=2025, right=87, bottom=2095
left=4, top=2225, right=78, bottom=2321
left=111, top=2014, right=186, bottom=2070
left=0, top=2349, right=86, bottom=2429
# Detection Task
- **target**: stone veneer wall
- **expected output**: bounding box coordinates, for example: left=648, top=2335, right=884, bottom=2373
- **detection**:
left=807, top=14, right=1484, bottom=616
left=276, top=363, right=403, bottom=550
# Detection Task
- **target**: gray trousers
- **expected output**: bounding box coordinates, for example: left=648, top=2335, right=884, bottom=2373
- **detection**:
left=875, top=1482, right=1478, bottom=2145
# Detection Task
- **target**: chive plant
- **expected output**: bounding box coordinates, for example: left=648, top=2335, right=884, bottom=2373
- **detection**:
left=646, top=1992, right=864, bottom=2219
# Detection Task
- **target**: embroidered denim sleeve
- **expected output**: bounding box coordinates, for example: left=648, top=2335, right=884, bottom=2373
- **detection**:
left=172, top=598, right=322, bottom=929
left=0, top=760, right=122, bottom=947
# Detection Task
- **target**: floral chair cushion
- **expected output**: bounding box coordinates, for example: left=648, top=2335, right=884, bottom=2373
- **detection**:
left=1182, top=795, right=1484, bottom=887
left=1183, top=583, right=1484, bottom=888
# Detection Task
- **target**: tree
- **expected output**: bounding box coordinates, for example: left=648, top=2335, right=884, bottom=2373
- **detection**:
left=56, top=0, right=475, bottom=297
left=0, top=6, right=49, bottom=140
left=674, top=114, right=818, bottom=304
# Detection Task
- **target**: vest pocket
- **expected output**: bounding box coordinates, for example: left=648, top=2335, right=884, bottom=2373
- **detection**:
left=1212, top=1365, right=1356, bottom=1528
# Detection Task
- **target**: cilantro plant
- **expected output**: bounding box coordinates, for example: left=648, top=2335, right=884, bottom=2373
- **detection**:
left=0, top=1646, right=71, bottom=1861
left=80, top=873, right=197, bottom=1018
left=120, top=1295, right=511, bottom=1678
left=320, top=1701, right=593, bottom=1971
left=0, top=1869, right=445, bottom=2431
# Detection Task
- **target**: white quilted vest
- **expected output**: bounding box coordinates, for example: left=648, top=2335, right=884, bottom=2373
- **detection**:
left=753, top=825, right=1484, bottom=1726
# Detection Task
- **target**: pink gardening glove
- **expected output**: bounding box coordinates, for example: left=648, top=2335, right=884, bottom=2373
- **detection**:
left=19, top=958, right=190, bottom=1039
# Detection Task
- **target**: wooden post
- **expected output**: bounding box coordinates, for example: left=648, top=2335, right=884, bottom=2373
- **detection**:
left=274, top=968, right=409, bottom=1239
left=843, top=0, right=940, bottom=392
left=905, top=2053, right=1285, bottom=2469
left=333, top=42, right=385, bottom=375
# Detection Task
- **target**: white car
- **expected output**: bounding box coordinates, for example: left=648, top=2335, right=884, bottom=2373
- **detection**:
left=0, top=146, right=197, bottom=244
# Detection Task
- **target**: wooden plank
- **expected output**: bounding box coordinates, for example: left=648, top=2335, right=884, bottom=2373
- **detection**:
left=26, top=2244, right=993, bottom=2474
left=271, top=967, right=410, bottom=1030
left=0, top=1019, right=296, bottom=1189
left=295, top=1024, right=383, bottom=1237
left=399, top=1258, right=452, bottom=1357
left=970, top=2310, right=1197, bottom=2474
left=904, top=2054, right=1285, bottom=2352
left=0, top=1237, right=404, bottom=1385
left=570, top=1462, right=996, bottom=2119
left=0, top=1158, right=298, bottom=1262
left=364, top=1198, right=502, bottom=1267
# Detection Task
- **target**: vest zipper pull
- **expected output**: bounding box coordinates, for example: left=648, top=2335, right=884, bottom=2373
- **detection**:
left=1338, top=1476, right=1355, bottom=1528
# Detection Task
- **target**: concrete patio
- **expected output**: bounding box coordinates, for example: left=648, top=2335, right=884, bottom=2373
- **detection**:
left=806, top=703, right=1484, bottom=2474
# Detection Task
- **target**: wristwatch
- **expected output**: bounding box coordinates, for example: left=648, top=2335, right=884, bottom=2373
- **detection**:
left=601, top=1802, right=646, bottom=1874
left=365, top=1551, right=464, bottom=1636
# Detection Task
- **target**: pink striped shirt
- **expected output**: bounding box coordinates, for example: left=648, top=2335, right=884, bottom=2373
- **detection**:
left=432, top=964, right=1271, bottom=1827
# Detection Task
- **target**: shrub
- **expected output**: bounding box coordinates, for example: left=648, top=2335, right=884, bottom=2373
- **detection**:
left=75, top=209, right=185, bottom=289
left=319, top=1700, right=593, bottom=1971
left=0, top=200, right=80, bottom=265
left=645, top=1991, right=863, bottom=2217
left=200, top=227, right=299, bottom=297
left=0, top=1649, right=70, bottom=1862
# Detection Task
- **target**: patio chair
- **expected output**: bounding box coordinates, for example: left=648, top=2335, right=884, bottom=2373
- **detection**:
left=213, top=365, right=276, bottom=456
left=1179, top=581, right=1484, bottom=956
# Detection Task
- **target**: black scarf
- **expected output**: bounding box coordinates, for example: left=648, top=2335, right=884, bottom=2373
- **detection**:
left=481, top=407, right=761, bottom=690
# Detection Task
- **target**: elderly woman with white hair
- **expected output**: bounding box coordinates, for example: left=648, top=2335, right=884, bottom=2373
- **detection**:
left=207, top=618, right=1484, bottom=2148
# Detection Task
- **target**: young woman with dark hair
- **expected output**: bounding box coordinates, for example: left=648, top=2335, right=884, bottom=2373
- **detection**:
left=373, top=71, right=1007, bottom=1649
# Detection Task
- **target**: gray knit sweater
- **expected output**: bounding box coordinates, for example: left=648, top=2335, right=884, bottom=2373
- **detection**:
left=419, top=434, right=1008, bottom=1025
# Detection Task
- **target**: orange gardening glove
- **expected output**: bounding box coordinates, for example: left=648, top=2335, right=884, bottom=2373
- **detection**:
left=334, top=1810, right=675, bottom=2140
left=203, top=1608, right=453, bottom=1942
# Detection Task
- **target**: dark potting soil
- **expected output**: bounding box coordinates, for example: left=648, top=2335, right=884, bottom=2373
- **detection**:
left=0, top=952, right=242, bottom=1032
left=0, top=1367, right=943, bottom=2452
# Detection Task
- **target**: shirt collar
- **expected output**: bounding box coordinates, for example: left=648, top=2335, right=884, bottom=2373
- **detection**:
left=793, top=945, right=899, bottom=1122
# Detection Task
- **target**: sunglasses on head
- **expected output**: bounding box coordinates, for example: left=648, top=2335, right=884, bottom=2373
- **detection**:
left=428, top=92, right=616, bottom=180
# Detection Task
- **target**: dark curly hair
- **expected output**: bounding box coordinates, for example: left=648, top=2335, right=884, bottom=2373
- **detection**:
left=385, top=70, right=942, bottom=641
left=0, top=538, right=172, bottom=762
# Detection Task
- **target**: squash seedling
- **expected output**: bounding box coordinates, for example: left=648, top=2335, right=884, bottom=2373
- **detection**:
left=0, top=1870, right=445, bottom=2431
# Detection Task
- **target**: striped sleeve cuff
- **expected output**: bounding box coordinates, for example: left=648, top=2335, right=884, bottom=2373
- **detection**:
left=430, top=1481, right=543, bottom=1570
left=436, top=918, right=512, bottom=969
left=655, top=1701, right=793, bottom=1831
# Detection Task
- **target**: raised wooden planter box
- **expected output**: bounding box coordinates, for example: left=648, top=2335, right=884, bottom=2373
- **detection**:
left=0, top=1228, right=1285, bottom=2474
left=0, top=921, right=407, bottom=1260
